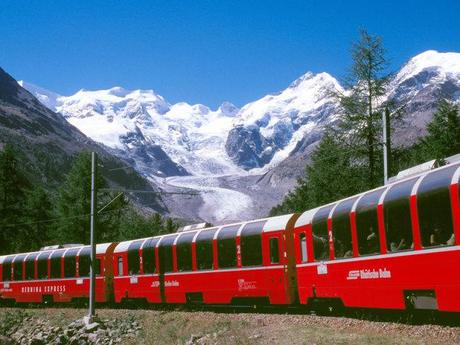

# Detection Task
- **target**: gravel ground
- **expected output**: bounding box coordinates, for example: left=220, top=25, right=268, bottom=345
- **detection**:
left=1, top=308, right=460, bottom=345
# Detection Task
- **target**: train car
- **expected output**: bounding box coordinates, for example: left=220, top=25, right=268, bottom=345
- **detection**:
left=0, top=243, right=117, bottom=304
left=113, top=214, right=300, bottom=305
left=293, top=161, right=460, bottom=312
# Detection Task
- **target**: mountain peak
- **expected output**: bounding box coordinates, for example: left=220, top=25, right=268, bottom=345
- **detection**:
left=218, top=101, right=239, bottom=116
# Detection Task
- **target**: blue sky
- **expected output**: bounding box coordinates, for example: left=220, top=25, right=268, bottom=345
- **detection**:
left=1, top=0, right=459, bottom=108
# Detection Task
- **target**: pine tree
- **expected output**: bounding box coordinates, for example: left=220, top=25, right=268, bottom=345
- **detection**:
left=337, top=30, right=390, bottom=188
left=0, top=145, right=30, bottom=254
left=21, top=186, right=53, bottom=251
left=421, top=99, right=460, bottom=160
left=54, top=151, right=107, bottom=244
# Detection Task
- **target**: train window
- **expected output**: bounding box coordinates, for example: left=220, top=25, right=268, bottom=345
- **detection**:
left=356, top=188, right=386, bottom=256
left=25, top=253, right=38, bottom=280
left=312, top=205, right=334, bottom=261
left=37, top=252, right=50, bottom=279
left=127, top=240, right=144, bottom=275
left=50, top=250, right=65, bottom=279
left=13, top=254, right=26, bottom=281
left=299, top=233, right=307, bottom=262
left=217, top=225, right=240, bottom=269
left=417, top=165, right=458, bottom=248
left=63, top=248, right=80, bottom=278
left=240, top=221, right=265, bottom=267
left=78, top=247, right=91, bottom=277
left=117, top=257, right=123, bottom=276
left=195, top=228, right=217, bottom=270
left=142, top=238, right=159, bottom=274
left=158, top=235, right=177, bottom=273
left=2, top=256, right=14, bottom=281
left=176, top=232, right=197, bottom=272
left=332, top=197, right=358, bottom=258
left=269, top=238, right=280, bottom=264
left=384, top=178, right=418, bottom=252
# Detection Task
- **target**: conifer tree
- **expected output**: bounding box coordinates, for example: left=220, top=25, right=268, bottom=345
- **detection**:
left=337, top=30, right=390, bottom=188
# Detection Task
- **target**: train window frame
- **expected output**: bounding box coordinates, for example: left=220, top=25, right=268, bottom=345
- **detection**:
left=417, top=165, right=458, bottom=248
left=176, top=232, right=197, bottom=272
left=50, top=250, right=65, bottom=279
left=142, top=238, right=159, bottom=275
left=383, top=178, right=418, bottom=253
left=195, top=228, right=217, bottom=270
left=299, top=233, right=307, bottom=263
left=37, top=252, right=50, bottom=279
left=158, top=235, right=177, bottom=273
left=240, top=221, right=265, bottom=267
left=63, top=248, right=80, bottom=278
left=78, top=247, right=91, bottom=277
left=25, top=253, right=38, bottom=280
left=332, top=197, right=359, bottom=259
left=117, top=256, right=124, bottom=276
left=269, top=237, right=280, bottom=264
left=127, top=240, right=144, bottom=276
left=2, top=256, right=14, bottom=281
left=312, top=205, right=335, bottom=261
left=355, top=188, right=386, bottom=256
left=217, top=225, right=240, bottom=269
left=13, top=254, right=27, bottom=281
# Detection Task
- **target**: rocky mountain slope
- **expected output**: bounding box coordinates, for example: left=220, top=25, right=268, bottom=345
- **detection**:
left=19, top=50, right=460, bottom=223
left=0, top=68, right=165, bottom=213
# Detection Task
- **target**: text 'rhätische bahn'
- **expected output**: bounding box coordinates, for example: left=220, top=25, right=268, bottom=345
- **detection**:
left=1, top=157, right=460, bottom=313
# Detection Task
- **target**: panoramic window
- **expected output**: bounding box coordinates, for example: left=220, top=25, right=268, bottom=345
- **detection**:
left=37, top=252, right=50, bottom=279
left=312, top=205, right=335, bottom=261
left=332, top=197, right=358, bottom=258
left=25, top=253, right=38, bottom=280
left=63, top=248, right=80, bottom=278
left=195, top=228, right=217, bottom=270
left=50, top=250, right=65, bottom=279
left=13, top=254, right=26, bottom=281
left=384, top=178, right=418, bottom=252
left=269, top=237, right=280, bottom=264
left=418, top=165, right=458, bottom=248
left=142, top=238, right=159, bottom=274
left=217, top=225, right=240, bottom=269
left=299, top=233, right=308, bottom=263
left=2, top=256, right=14, bottom=281
left=240, top=221, right=265, bottom=267
left=78, top=247, right=91, bottom=277
left=176, top=232, right=196, bottom=272
left=127, top=240, right=144, bottom=275
left=355, top=188, right=386, bottom=256
left=158, top=235, right=177, bottom=273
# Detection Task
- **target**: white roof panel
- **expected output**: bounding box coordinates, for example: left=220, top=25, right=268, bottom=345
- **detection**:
left=96, top=242, right=114, bottom=255
left=0, top=256, right=6, bottom=264
left=263, top=214, right=296, bottom=233
left=295, top=208, right=320, bottom=228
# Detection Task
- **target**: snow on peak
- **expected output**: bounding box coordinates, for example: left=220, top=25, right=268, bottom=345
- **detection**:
left=395, top=50, right=460, bottom=85
left=218, top=101, right=239, bottom=117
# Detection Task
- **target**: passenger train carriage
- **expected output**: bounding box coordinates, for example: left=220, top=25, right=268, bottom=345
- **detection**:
left=293, top=160, right=460, bottom=312
left=112, top=214, right=299, bottom=305
left=1, top=159, right=460, bottom=313
left=0, top=243, right=116, bottom=304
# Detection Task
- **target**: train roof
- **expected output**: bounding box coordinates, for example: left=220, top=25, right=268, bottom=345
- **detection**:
left=114, top=214, right=297, bottom=253
left=295, top=160, right=460, bottom=228
left=0, top=243, right=116, bottom=260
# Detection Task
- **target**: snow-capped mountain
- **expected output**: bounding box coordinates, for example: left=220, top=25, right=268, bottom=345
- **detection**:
left=19, top=50, right=460, bottom=224
left=226, top=72, right=342, bottom=170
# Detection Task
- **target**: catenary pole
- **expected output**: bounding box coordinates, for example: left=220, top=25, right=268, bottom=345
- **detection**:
left=382, top=109, right=388, bottom=185
left=89, top=152, right=97, bottom=321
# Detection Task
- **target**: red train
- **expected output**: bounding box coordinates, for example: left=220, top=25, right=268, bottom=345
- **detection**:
left=1, top=160, right=459, bottom=313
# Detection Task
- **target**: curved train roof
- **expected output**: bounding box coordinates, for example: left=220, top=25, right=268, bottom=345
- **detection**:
left=114, top=214, right=297, bottom=253
left=0, top=243, right=115, bottom=262
left=295, top=160, right=460, bottom=228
